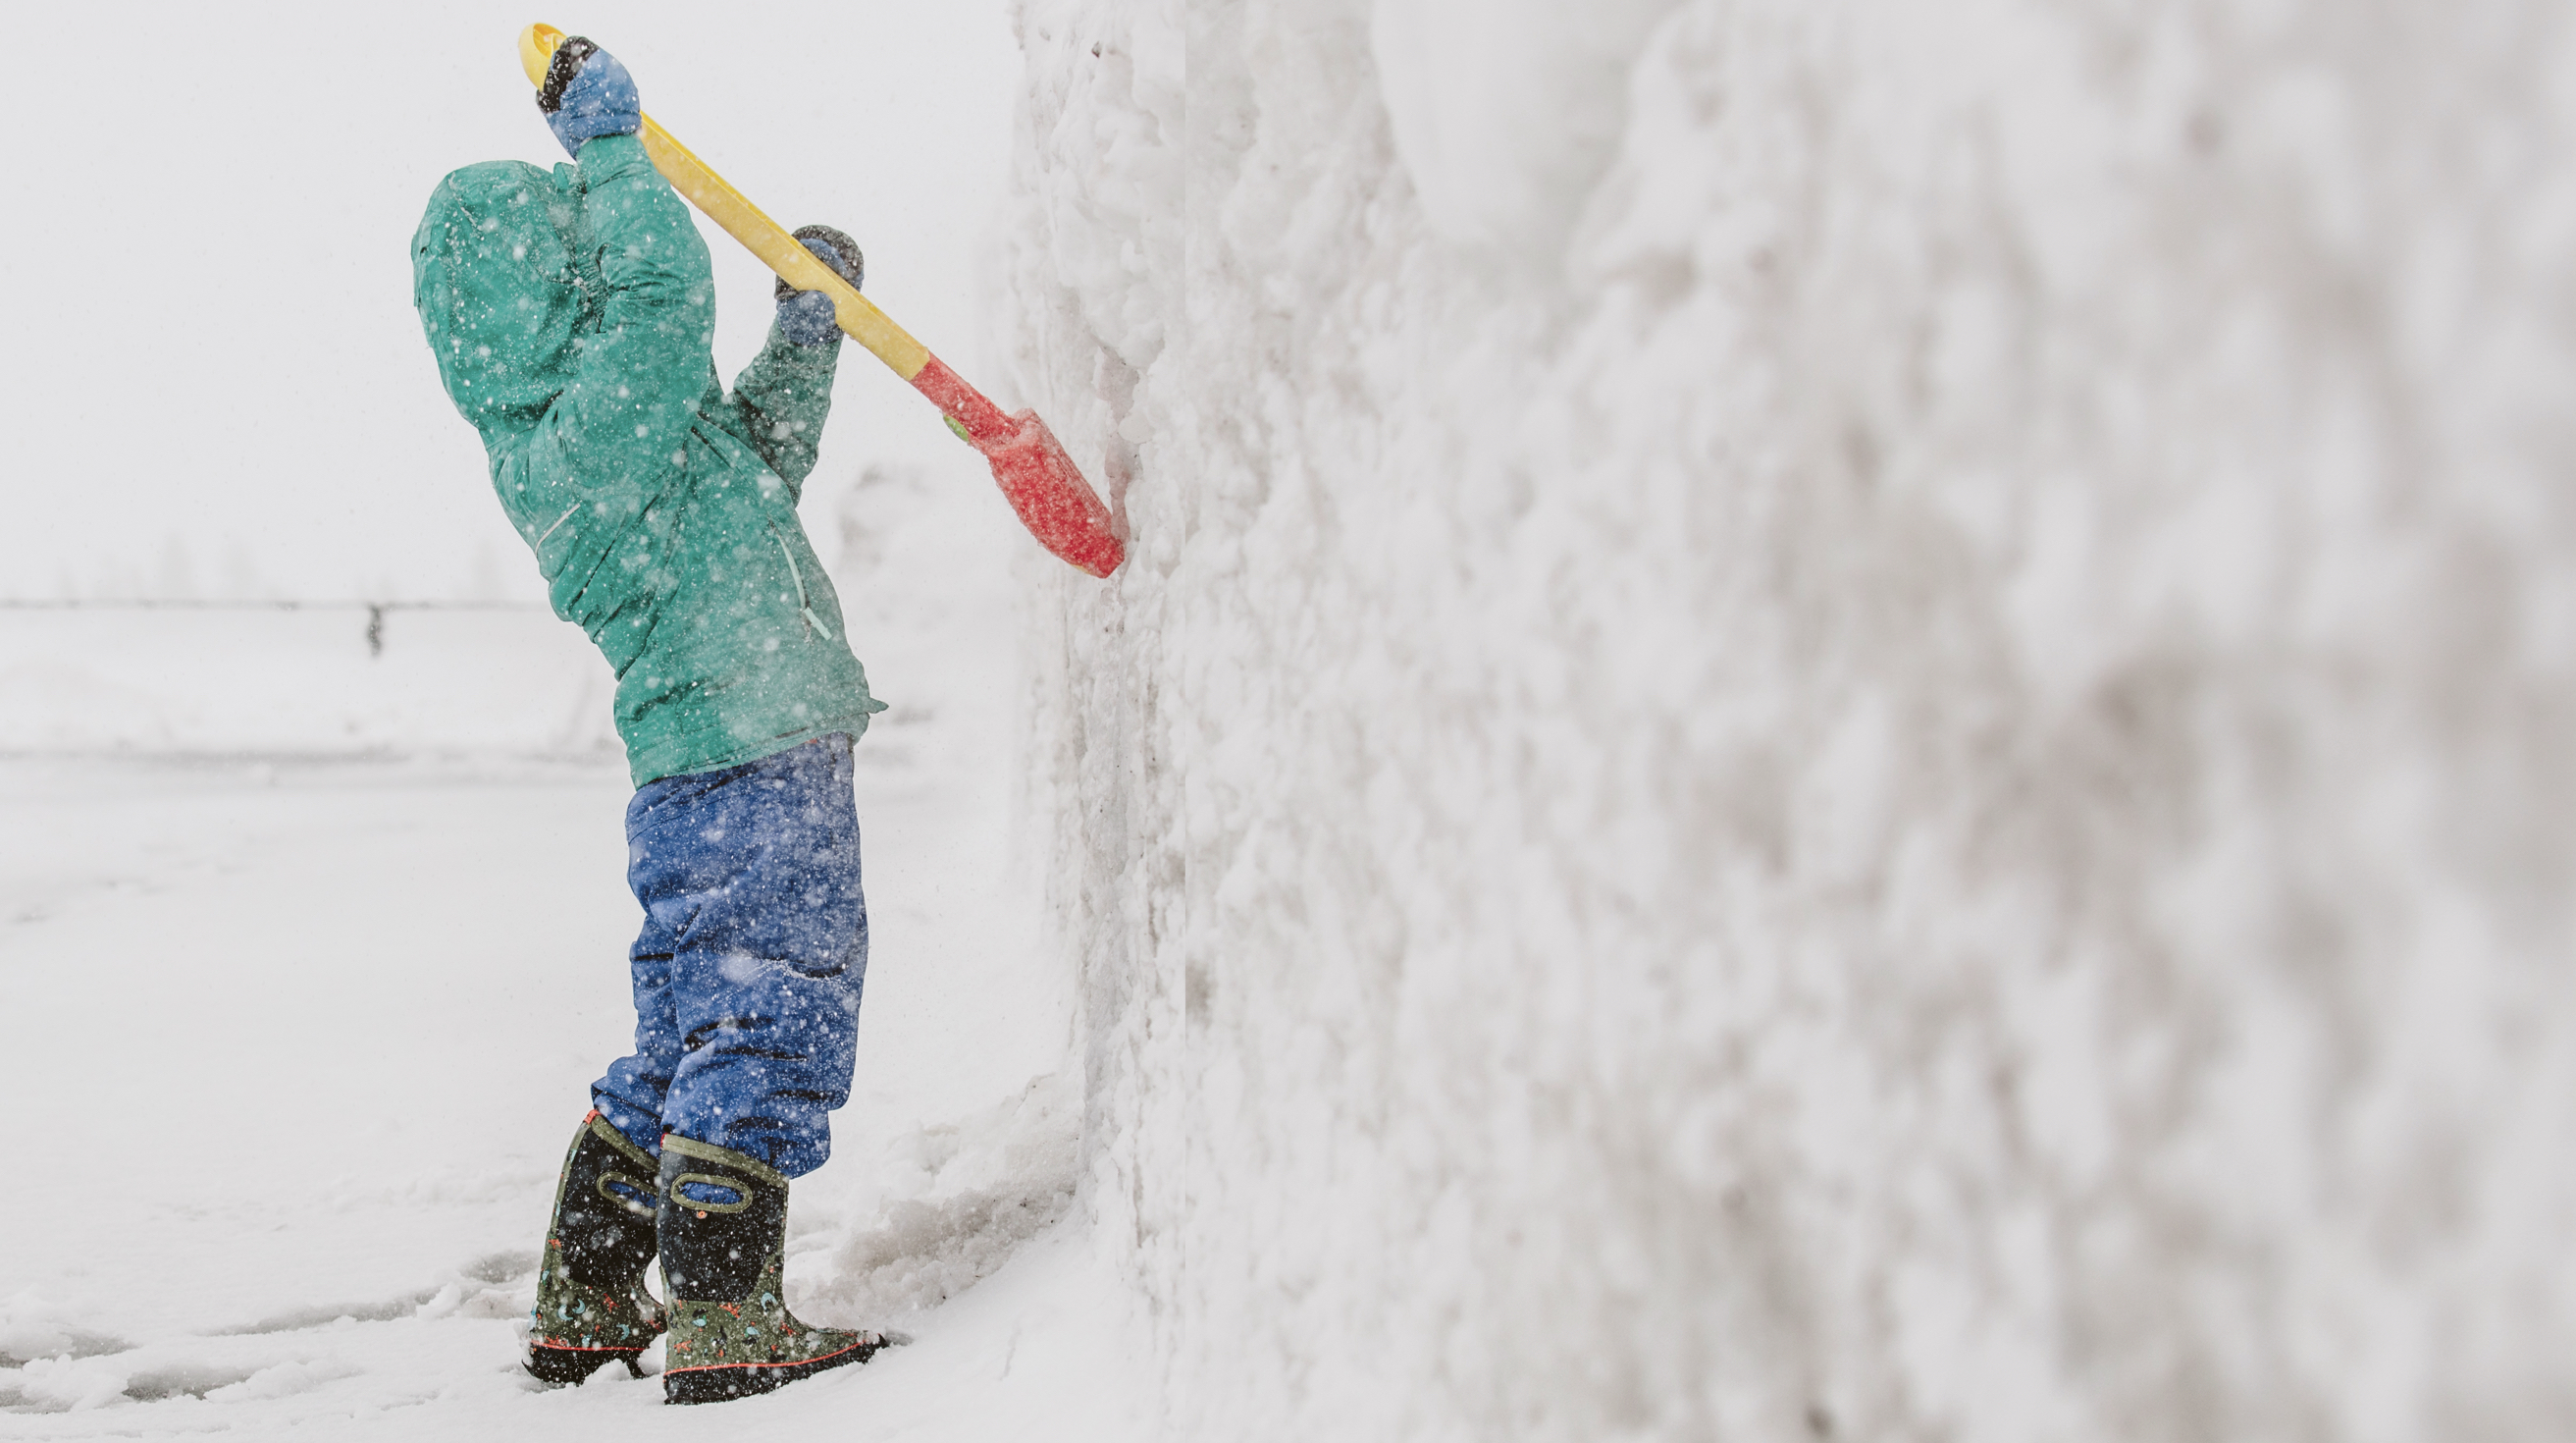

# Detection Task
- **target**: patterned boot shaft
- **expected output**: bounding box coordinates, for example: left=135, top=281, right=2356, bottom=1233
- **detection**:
left=527, top=1112, right=667, bottom=1384
left=657, top=1134, right=883, bottom=1405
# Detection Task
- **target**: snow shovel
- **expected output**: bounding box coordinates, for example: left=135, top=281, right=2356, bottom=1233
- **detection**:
left=517, top=24, right=1124, bottom=579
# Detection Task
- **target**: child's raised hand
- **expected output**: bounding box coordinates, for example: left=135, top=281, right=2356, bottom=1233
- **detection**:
left=537, top=36, right=642, bottom=159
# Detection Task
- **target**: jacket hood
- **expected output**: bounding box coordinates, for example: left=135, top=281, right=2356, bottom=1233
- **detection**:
left=412, top=160, right=594, bottom=442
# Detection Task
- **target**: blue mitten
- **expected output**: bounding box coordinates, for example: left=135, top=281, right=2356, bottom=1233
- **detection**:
left=778, top=290, right=838, bottom=347
left=537, top=37, right=641, bottom=159
left=775, top=226, right=866, bottom=348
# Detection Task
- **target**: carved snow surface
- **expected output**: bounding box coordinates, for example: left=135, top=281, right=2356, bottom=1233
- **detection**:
left=1001, top=1, right=2576, bottom=1439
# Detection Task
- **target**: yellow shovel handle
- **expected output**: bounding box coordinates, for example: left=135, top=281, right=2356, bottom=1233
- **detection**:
left=518, top=24, right=931, bottom=381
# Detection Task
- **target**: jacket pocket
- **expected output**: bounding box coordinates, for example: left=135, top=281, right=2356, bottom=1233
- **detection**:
left=767, top=523, right=835, bottom=642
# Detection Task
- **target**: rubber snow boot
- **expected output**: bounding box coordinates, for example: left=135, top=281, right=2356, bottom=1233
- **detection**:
left=525, top=1111, right=668, bottom=1386
left=657, top=1135, right=884, bottom=1405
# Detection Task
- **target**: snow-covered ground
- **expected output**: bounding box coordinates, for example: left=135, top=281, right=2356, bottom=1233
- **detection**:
left=0, top=381, right=1147, bottom=1435
left=0, top=756, right=1131, bottom=1439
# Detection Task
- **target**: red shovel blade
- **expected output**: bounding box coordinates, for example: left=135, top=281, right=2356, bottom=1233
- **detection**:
left=911, top=356, right=1124, bottom=578
left=981, top=410, right=1125, bottom=578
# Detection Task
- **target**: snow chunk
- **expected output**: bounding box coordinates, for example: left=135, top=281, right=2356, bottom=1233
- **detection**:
left=1371, top=0, right=1683, bottom=268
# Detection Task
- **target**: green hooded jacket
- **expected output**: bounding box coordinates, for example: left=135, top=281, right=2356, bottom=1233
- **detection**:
left=412, top=134, right=883, bottom=786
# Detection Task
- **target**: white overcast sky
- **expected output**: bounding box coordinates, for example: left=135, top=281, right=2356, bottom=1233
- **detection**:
left=0, top=2, right=1018, bottom=601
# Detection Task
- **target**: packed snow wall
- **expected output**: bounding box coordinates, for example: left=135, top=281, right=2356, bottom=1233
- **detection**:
left=997, top=2, right=2576, bottom=1438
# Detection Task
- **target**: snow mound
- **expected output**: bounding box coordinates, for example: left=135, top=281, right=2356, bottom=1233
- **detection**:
left=998, top=0, right=2576, bottom=1439
left=0, top=1292, right=127, bottom=1372
left=811, top=1074, right=1080, bottom=1320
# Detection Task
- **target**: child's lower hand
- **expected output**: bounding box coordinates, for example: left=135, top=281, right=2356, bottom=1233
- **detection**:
left=774, top=227, right=866, bottom=347
left=779, top=289, right=839, bottom=347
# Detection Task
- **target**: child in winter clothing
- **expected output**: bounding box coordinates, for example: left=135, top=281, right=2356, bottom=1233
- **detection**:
left=410, top=37, right=884, bottom=1404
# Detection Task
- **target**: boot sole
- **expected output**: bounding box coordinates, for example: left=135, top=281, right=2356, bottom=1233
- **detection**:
left=661, top=1336, right=881, bottom=1405
left=525, top=1343, right=647, bottom=1387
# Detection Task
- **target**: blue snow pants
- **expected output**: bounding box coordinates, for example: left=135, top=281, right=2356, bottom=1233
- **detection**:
left=590, top=733, right=867, bottom=1179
